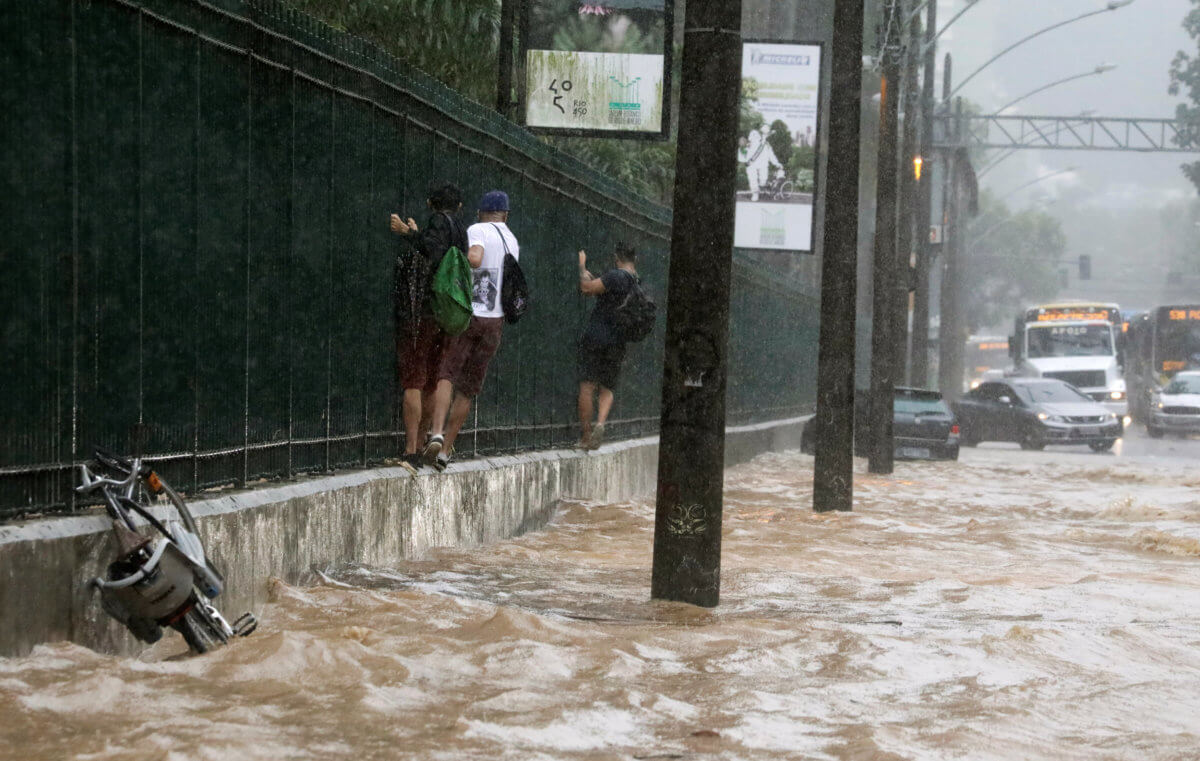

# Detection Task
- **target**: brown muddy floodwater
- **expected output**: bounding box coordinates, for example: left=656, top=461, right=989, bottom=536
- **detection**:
left=4, top=448, right=1200, bottom=760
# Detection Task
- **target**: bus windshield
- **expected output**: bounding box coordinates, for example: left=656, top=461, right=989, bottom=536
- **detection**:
left=966, top=340, right=1009, bottom=374
left=1027, top=324, right=1113, bottom=359
left=1156, top=319, right=1200, bottom=374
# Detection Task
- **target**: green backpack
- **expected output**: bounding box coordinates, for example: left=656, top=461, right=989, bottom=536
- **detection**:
left=430, top=243, right=473, bottom=336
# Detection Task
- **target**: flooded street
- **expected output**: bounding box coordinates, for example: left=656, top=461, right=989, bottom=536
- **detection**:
left=5, top=441, right=1200, bottom=760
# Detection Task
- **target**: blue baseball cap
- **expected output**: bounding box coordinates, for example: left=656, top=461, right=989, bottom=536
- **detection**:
left=479, top=190, right=510, bottom=212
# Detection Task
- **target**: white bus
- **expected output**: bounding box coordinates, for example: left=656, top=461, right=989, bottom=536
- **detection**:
left=1010, top=302, right=1129, bottom=423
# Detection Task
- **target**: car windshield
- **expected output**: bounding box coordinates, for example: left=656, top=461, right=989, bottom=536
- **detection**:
left=895, top=396, right=948, bottom=415
left=1026, top=324, right=1113, bottom=358
left=1163, top=375, right=1200, bottom=394
left=1015, top=383, right=1093, bottom=404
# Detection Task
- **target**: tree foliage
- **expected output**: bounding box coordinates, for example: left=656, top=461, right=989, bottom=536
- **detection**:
left=1168, top=0, right=1200, bottom=192
left=287, top=0, right=503, bottom=103
left=290, top=0, right=678, bottom=203
left=963, top=193, right=1065, bottom=332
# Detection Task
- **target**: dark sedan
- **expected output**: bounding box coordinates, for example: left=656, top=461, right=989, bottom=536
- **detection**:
left=953, top=378, right=1122, bottom=452
left=801, top=387, right=960, bottom=461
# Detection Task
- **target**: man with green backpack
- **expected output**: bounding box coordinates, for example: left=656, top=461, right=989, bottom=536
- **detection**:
left=390, top=181, right=470, bottom=474
left=423, top=190, right=521, bottom=471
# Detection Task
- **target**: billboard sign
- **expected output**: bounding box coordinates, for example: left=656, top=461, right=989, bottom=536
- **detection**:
left=734, top=41, right=823, bottom=253
left=522, top=0, right=673, bottom=139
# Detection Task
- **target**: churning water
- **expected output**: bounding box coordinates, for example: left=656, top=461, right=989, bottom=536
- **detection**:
left=4, top=448, right=1200, bottom=760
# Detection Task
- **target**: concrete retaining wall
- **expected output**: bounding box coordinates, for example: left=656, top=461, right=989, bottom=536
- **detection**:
left=0, top=417, right=806, bottom=656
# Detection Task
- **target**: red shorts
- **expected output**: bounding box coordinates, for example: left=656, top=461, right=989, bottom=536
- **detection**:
left=397, top=315, right=445, bottom=393
left=438, top=316, right=503, bottom=397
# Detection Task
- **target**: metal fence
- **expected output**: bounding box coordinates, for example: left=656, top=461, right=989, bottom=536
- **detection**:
left=0, top=0, right=820, bottom=519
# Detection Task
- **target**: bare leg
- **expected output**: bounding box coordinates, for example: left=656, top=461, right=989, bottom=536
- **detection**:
left=596, top=386, right=615, bottom=425
left=402, top=388, right=423, bottom=455
left=429, top=379, right=454, bottom=436
left=442, top=393, right=473, bottom=455
left=419, top=389, right=435, bottom=440
left=577, top=382, right=596, bottom=445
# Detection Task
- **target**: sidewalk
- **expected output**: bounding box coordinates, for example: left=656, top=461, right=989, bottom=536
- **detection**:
left=0, top=417, right=807, bottom=656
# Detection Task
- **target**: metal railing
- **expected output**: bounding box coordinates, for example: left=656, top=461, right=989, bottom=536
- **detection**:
left=0, top=0, right=819, bottom=519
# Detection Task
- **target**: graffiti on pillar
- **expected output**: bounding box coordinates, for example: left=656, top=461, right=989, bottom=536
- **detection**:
left=666, top=503, right=707, bottom=536
left=680, top=332, right=718, bottom=390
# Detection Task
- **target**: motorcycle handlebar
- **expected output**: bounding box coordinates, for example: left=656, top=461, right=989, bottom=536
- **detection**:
left=75, top=452, right=143, bottom=495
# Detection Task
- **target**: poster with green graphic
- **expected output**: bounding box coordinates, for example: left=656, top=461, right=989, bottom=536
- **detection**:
left=522, top=0, right=672, bottom=139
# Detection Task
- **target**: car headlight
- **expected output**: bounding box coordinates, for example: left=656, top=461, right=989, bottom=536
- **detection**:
left=1157, top=401, right=1165, bottom=409
left=1037, top=413, right=1066, bottom=423
left=1110, top=391, right=1124, bottom=400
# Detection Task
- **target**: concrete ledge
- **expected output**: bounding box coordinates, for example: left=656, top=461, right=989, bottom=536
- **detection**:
left=0, top=416, right=807, bottom=656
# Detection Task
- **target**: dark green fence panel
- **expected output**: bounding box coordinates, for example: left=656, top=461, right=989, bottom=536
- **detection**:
left=0, top=0, right=819, bottom=519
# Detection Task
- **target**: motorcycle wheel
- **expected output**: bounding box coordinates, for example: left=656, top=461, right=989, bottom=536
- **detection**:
left=173, top=603, right=229, bottom=654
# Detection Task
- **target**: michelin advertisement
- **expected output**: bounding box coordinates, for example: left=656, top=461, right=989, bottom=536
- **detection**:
left=523, top=0, right=670, bottom=138
left=735, top=42, right=823, bottom=252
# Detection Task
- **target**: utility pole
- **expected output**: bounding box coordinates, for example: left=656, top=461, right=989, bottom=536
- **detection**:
left=910, top=0, right=937, bottom=388
left=651, top=0, right=742, bottom=607
left=496, top=0, right=517, bottom=116
left=896, top=12, right=921, bottom=385
left=938, top=98, right=965, bottom=401
left=812, top=0, right=865, bottom=513
left=867, top=0, right=903, bottom=475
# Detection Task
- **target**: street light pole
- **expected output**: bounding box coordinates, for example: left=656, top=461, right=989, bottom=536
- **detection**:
left=651, top=0, right=743, bottom=607
left=994, top=64, right=1116, bottom=114
left=867, top=0, right=904, bottom=475
left=947, top=1, right=1133, bottom=101
left=812, top=0, right=865, bottom=513
left=966, top=168, right=1074, bottom=248
left=896, top=13, right=922, bottom=385
left=992, top=166, right=1077, bottom=203
left=910, top=0, right=938, bottom=388
left=925, top=0, right=986, bottom=50
left=937, top=99, right=967, bottom=402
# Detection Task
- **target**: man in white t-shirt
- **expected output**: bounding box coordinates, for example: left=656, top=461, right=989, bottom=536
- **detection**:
left=423, top=190, right=519, bottom=470
left=742, top=124, right=781, bottom=202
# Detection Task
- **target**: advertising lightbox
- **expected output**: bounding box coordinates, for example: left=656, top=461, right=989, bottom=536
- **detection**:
left=734, top=41, right=824, bottom=253
left=522, top=0, right=673, bottom=139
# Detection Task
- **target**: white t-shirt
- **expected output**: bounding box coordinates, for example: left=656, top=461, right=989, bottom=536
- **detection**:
left=466, top=221, right=519, bottom=319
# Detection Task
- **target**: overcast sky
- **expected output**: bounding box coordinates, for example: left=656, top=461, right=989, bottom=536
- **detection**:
left=938, top=0, right=1196, bottom=209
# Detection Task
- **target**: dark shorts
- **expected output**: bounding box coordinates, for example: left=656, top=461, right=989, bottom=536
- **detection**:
left=397, top=315, right=444, bottom=393
left=439, top=316, right=503, bottom=397
left=577, top=338, right=627, bottom=390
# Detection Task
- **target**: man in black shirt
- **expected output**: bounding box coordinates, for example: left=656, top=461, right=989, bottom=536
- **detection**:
left=576, top=243, right=638, bottom=449
left=390, top=181, right=467, bottom=473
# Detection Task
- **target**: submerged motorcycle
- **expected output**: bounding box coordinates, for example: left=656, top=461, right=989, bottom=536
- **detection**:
left=77, top=448, right=256, bottom=653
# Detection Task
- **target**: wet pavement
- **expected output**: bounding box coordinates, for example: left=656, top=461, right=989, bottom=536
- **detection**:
left=3, top=433, right=1200, bottom=760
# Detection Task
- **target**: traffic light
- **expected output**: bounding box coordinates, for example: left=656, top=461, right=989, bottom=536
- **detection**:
left=1079, top=254, right=1092, bottom=280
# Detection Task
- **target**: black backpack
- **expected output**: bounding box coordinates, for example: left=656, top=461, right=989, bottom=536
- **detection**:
left=613, top=274, right=656, bottom=342
left=492, top=224, right=530, bottom=324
